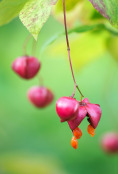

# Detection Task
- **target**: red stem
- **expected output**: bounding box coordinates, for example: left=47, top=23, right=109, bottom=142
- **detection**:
left=63, top=0, right=84, bottom=98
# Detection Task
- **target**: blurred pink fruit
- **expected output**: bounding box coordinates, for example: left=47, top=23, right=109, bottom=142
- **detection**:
left=28, top=86, right=54, bottom=108
left=101, top=132, right=118, bottom=153
left=12, top=56, right=41, bottom=79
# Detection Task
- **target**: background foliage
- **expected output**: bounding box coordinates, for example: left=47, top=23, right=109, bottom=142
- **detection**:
left=0, top=0, right=118, bottom=174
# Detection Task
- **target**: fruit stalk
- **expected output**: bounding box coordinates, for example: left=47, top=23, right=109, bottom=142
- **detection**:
left=63, top=0, right=84, bottom=99
left=32, top=39, right=37, bottom=56
left=23, top=34, right=32, bottom=55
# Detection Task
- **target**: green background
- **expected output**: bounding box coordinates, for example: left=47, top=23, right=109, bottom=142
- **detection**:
left=0, top=16, right=118, bottom=174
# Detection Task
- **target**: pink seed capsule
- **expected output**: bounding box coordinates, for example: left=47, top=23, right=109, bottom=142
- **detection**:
left=12, top=56, right=41, bottom=79
left=56, top=97, right=79, bottom=122
left=68, top=98, right=101, bottom=131
left=68, top=105, right=87, bottom=131
left=101, top=132, right=118, bottom=153
left=86, top=103, right=102, bottom=129
left=27, top=86, right=54, bottom=108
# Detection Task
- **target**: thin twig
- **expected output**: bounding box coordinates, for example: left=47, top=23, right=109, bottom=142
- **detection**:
left=23, top=34, right=32, bottom=55
left=32, top=39, right=37, bottom=56
left=63, top=0, right=84, bottom=99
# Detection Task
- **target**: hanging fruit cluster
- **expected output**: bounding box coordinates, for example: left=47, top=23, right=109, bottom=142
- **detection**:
left=56, top=97, right=101, bottom=149
left=11, top=0, right=102, bottom=150
left=12, top=50, right=54, bottom=108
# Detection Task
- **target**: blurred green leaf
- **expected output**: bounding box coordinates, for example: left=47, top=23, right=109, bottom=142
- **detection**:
left=40, top=24, right=103, bottom=54
left=78, top=0, right=105, bottom=24
left=40, top=23, right=118, bottom=55
left=54, top=0, right=82, bottom=13
left=68, top=24, right=103, bottom=34
left=52, top=0, right=84, bottom=28
left=89, top=0, right=118, bottom=27
left=107, top=36, right=118, bottom=61
left=52, top=0, right=106, bottom=28
left=0, top=0, right=29, bottom=26
left=47, top=31, right=109, bottom=69
left=19, top=0, right=57, bottom=40
left=0, top=154, right=67, bottom=174
left=69, top=24, right=118, bottom=35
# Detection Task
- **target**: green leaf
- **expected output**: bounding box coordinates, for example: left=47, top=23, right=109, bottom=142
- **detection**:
left=69, top=24, right=118, bottom=35
left=39, top=24, right=101, bottom=54
left=0, top=0, right=29, bottom=26
left=52, top=0, right=83, bottom=28
left=54, top=0, right=82, bottom=13
left=68, top=24, right=104, bottom=34
left=46, top=31, right=109, bottom=69
left=107, top=36, right=118, bottom=61
left=39, top=23, right=118, bottom=54
left=0, top=153, right=67, bottom=174
left=89, top=0, right=118, bottom=27
left=19, top=0, right=57, bottom=40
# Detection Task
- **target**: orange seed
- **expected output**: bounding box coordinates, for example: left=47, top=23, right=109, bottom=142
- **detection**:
left=87, top=124, right=95, bottom=137
left=71, top=137, right=78, bottom=149
left=73, top=127, right=82, bottom=139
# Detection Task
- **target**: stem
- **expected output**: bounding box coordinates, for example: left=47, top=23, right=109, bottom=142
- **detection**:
left=32, top=39, right=37, bottom=56
left=71, top=84, right=76, bottom=98
left=23, top=34, right=32, bottom=55
left=63, top=0, right=84, bottom=99
left=37, top=74, right=44, bottom=86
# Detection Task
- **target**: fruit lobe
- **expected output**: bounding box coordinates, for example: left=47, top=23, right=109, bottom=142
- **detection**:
left=68, top=105, right=87, bottom=130
left=56, top=97, right=79, bottom=122
left=12, top=56, right=41, bottom=79
left=82, top=98, right=102, bottom=129
left=86, top=103, right=101, bottom=129
left=28, top=86, right=54, bottom=108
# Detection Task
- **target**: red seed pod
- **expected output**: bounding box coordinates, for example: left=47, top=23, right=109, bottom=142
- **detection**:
left=28, top=86, right=54, bottom=108
left=12, top=56, right=41, bottom=79
left=68, top=105, right=87, bottom=131
left=68, top=98, right=102, bottom=131
left=101, top=132, right=118, bottom=153
left=56, top=97, right=79, bottom=122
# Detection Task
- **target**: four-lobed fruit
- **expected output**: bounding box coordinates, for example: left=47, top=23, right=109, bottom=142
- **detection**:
left=12, top=56, right=41, bottom=79
left=56, top=97, right=79, bottom=122
left=56, top=97, right=102, bottom=149
left=28, top=86, right=54, bottom=108
left=68, top=98, right=102, bottom=131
